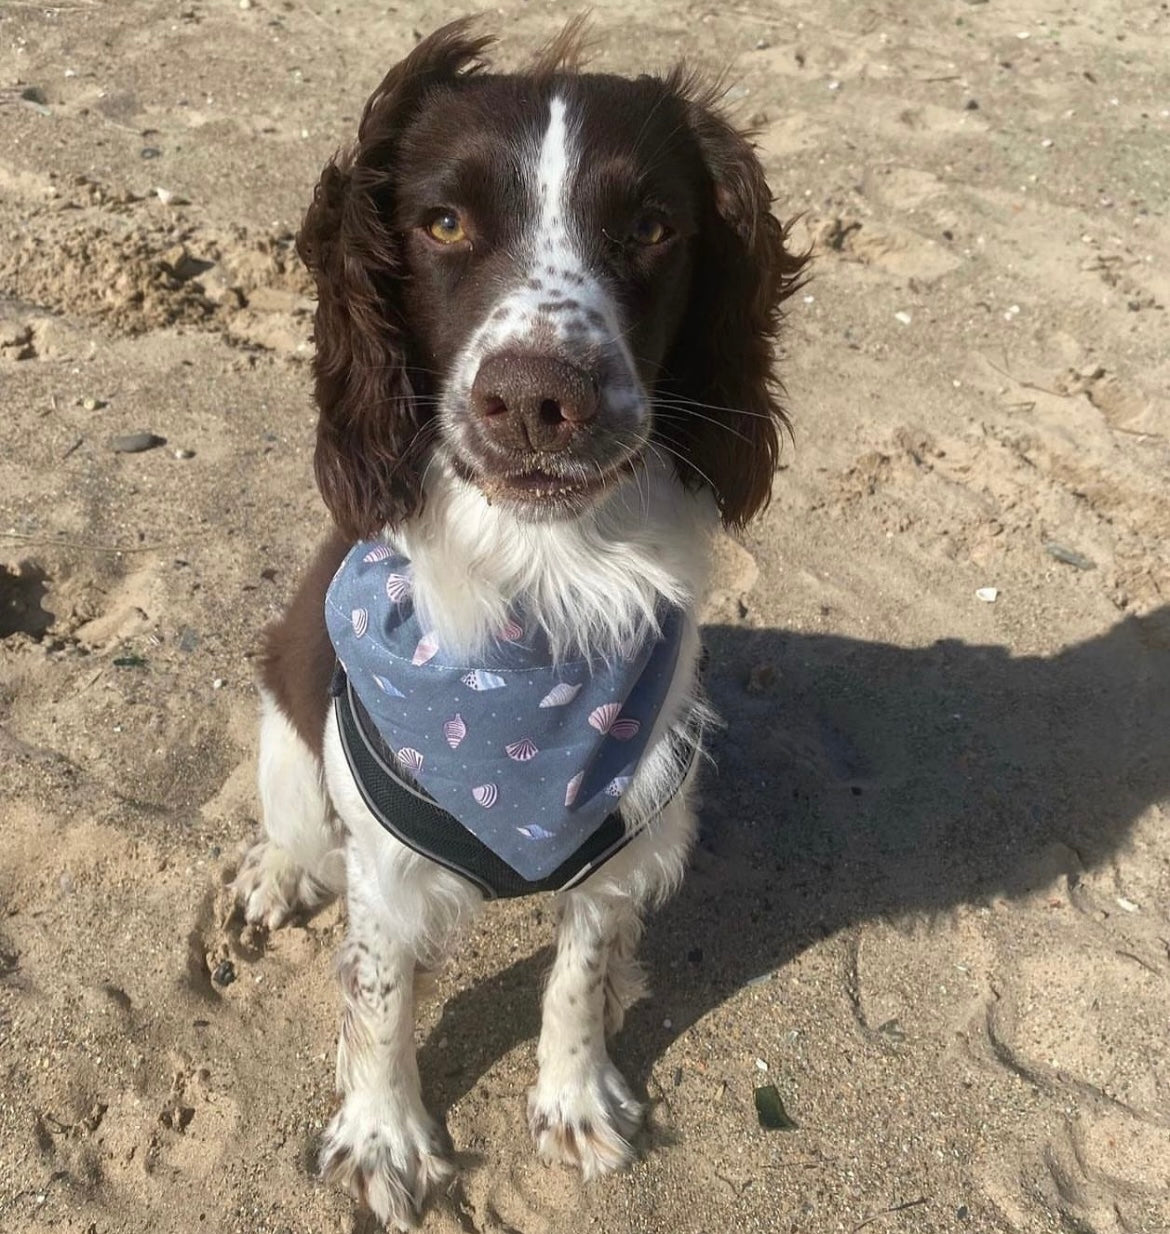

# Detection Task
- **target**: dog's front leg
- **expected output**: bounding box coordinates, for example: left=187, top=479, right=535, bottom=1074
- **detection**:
left=319, top=840, right=468, bottom=1230
left=528, top=891, right=646, bottom=1178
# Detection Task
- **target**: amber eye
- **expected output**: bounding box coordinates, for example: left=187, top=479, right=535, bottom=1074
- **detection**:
left=629, top=213, right=671, bottom=246
left=426, top=209, right=467, bottom=245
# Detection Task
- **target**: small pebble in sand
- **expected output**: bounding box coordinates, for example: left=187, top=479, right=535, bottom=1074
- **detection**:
left=212, top=960, right=236, bottom=986
left=173, top=448, right=196, bottom=459
left=1043, top=541, right=1095, bottom=571
left=755, top=1058, right=769, bottom=1072
left=975, top=587, right=999, bottom=603
left=81, top=396, right=101, bottom=412
left=894, top=310, right=913, bottom=325
left=212, top=677, right=225, bottom=690
left=110, top=432, right=166, bottom=454
left=827, top=79, right=842, bottom=91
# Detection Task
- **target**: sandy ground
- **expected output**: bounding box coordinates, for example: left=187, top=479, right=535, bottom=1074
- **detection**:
left=2, top=2, right=1169, bottom=1232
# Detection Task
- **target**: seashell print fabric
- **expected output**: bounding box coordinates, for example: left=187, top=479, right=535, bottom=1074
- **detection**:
left=442, top=714, right=467, bottom=749
left=324, top=540, right=684, bottom=881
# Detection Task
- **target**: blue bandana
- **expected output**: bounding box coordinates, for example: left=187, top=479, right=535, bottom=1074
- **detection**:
left=324, top=543, right=684, bottom=881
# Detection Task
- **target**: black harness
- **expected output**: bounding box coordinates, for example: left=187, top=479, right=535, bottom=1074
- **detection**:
left=331, top=665, right=699, bottom=899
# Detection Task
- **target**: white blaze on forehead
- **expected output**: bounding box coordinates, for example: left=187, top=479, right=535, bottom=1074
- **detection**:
left=535, top=95, right=576, bottom=247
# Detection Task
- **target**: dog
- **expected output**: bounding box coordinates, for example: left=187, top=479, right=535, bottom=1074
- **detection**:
left=233, top=19, right=804, bottom=1229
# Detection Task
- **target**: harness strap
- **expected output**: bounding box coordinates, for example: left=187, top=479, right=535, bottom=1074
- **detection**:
left=334, top=667, right=696, bottom=899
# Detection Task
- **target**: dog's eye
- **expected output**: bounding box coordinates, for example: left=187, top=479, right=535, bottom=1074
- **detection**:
left=628, top=213, right=671, bottom=246
left=426, top=210, right=467, bottom=245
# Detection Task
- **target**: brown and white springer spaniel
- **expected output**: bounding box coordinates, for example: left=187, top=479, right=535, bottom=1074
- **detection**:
left=233, top=19, right=804, bottom=1229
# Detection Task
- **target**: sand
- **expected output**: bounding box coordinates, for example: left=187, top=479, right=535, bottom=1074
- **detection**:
left=2, top=2, right=1168, bottom=1232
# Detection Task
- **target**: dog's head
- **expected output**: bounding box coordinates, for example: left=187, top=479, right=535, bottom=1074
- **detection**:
left=299, top=19, right=806, bottom=539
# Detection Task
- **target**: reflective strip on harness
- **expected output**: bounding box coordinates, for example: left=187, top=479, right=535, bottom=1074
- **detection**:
left=333, top=669, right=698, bottom=899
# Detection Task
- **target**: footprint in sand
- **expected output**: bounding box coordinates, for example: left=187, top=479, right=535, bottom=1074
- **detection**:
left=0, top=559, right=54, bottom=639
left=702, top=535, right=760, bottom=623
left=812, top=213, right=961, bottom=283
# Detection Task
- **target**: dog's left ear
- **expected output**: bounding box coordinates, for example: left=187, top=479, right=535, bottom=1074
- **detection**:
left=661, top=86, right=808, bottom=528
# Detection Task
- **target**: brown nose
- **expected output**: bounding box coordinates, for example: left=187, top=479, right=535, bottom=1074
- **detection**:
left=470, top=353, right=598, bottom=453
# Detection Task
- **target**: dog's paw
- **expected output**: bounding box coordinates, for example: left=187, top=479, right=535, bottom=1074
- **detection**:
left=319, top=1094, right=454, bottom=1230
left=527, top=1059, right=644, bottom=1179
left=231, top=838, right=330, bottom=930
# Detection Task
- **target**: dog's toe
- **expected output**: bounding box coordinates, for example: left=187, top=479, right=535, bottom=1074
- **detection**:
left=527, top=1059, right=643, bottom=1179
left=232, top=838, right=329, bottom=930
left=320, top=1095, right=453, bottom=1230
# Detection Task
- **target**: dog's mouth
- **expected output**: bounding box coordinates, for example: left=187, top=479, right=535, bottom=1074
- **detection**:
left=452, top=452, right=642, bottom=515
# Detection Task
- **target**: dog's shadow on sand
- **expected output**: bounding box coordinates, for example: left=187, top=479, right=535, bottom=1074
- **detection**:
left=419, top=607, right=1170, bottom=1105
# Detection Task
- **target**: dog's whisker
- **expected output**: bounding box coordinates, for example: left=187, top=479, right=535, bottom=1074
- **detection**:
left=652, top=408, right=755, bottom=446
left=654, top=395, right=780, bottom=422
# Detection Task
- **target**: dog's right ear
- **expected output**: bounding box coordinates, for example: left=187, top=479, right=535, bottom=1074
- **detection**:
left=297, top=21, right=493, bottom=540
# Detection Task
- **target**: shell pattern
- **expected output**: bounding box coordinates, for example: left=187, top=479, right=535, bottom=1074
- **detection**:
left=395, top=747, right=424, bottom=774
left=412, top=632, right=439, bottom=666
left=505, top=737, right=539, bottom=762
left=517, top=824, right=554, bottom=839
left=588, top=703, right=640, bottom=739
left=371, top=674, right=404, bottom=697
left=588, top=702, right=622, bottom=733
left=605, top=775, right=631, bottom=798
left=472, top=783, right=499, bottom=808
left=351, top=608, right=369, bottom=638
left=442, top=713, right=467, bottom=749
left=462, top=669, right=506, bottom=691
left=498, top=619, right=524, bottom=643
left=385, top=573, right=412, bottom=604
left=539, top=682, right=582, bottom=708
left=362, top=544, right=393, bottom=563
left=564, top=771, right=584, bottom=807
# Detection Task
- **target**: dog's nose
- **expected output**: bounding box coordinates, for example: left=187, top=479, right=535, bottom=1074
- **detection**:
left=470, top=353, right=598, bottom=453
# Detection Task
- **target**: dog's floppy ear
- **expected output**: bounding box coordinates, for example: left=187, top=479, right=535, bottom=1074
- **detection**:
left=297, top=21, right=493, bottom=540
left=660, top=79, right=808, bottom=528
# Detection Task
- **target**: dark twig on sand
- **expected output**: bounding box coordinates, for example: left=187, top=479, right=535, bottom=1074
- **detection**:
left=850, top=1197, right=928, bottom=1232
